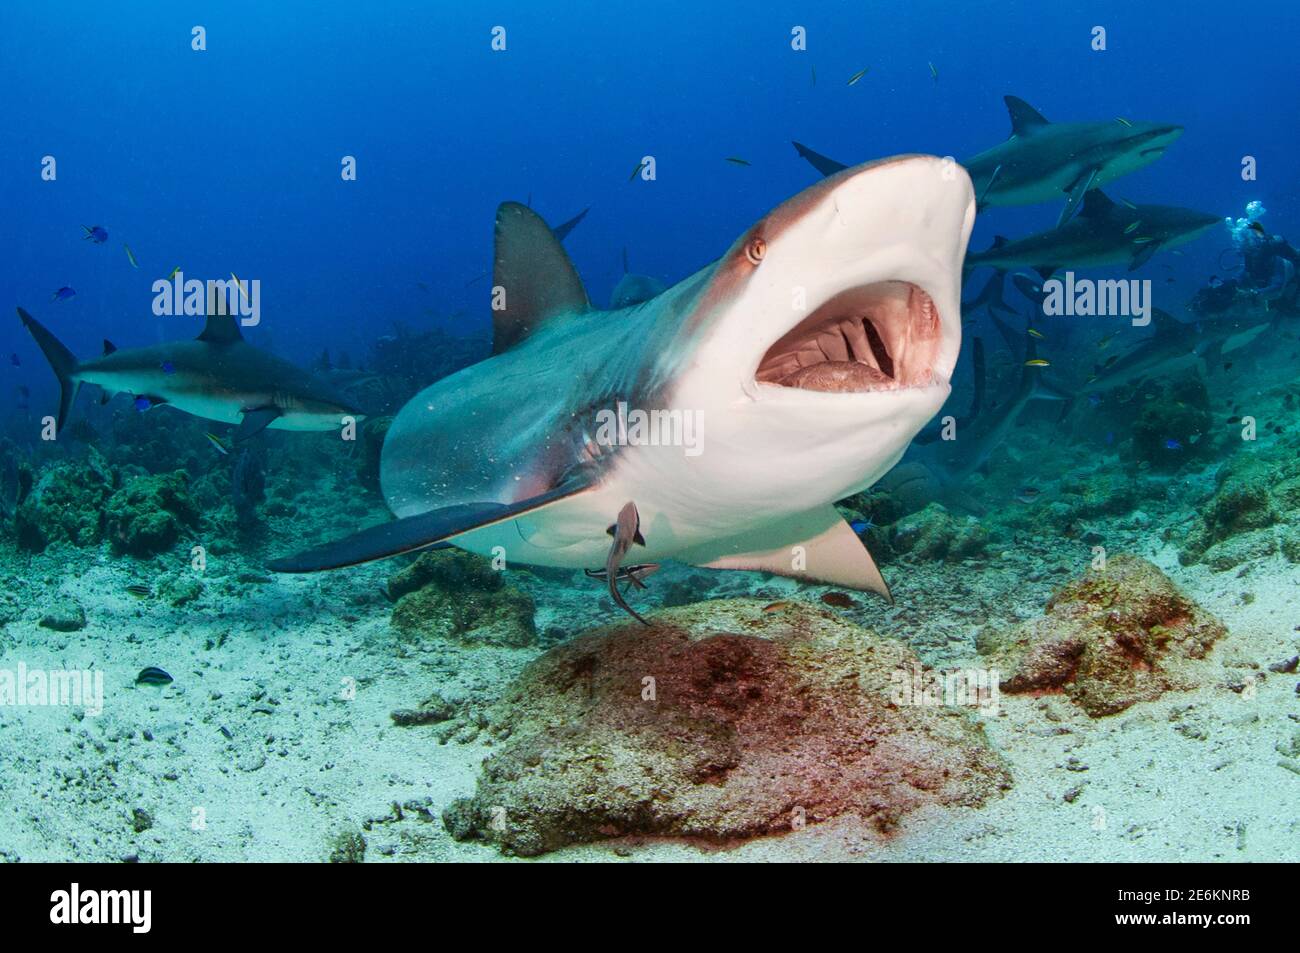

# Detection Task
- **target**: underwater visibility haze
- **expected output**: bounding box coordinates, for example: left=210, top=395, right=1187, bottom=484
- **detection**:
left=0, top=0, right=1298, bottom=867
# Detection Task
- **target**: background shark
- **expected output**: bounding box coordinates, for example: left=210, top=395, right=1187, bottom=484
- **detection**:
left=272, top=155, right=977, bottom=605
left=18, top=297, right=363, bottom=439
left=1076, top=307, right=1273, bottom=397
left=965, top=190, right=1220, bottom=275
left=794, top=95, right=1182, bottom=224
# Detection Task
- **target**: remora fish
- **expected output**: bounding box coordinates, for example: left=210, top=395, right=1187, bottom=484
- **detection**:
left=793, top=95, right=1182, bottom=224
left=270, top=155, right=976, bottom=608
left=17, top=290, right=363, bottom=439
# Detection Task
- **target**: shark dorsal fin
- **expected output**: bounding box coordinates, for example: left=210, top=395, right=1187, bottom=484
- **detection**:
left=492, top=202, right=590, bottom=354
left=1080, top=190, right=1116, bottom=218
left=1005, top=95, right=1049, bottom=136
left=102, top=339, right=117, bottom=355
left=198, top=283, right=244, bottom=344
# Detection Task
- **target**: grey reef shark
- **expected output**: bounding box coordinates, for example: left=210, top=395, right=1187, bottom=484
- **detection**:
left=18, top=289, right=362, bottom=440
left=794, top=95, right=1182, bottom=225
left=965, top=190, right=1220, bottom=277
left=271, top=155, right=978, bottom=620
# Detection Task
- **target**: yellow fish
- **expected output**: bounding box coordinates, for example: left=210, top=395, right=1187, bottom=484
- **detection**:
left=1123, top=221, right=1142, bottom=234
left=1027, top=328, right=1044, bottom=339
left=928, top=61, right=938, bottom=83
left=1024, top=358, right=1050, bottom=367
left=724, top=156, right=751, bottom=166
left=167, top=265, right=180, bottom=280
left=123, top=243, right=139, bottom=268
left=231, top=273, right=249, bottom=301
left=628, top=160, right=646, bottom=182
left=1115, top=116, right=1133, bottom=127
left=847, top=67, right=869, bottom=86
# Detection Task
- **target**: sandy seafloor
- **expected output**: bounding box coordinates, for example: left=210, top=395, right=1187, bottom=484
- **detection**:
left=2, top=510, right=1297, bottom=864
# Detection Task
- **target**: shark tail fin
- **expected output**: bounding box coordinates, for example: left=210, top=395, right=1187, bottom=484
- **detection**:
left=791, top=141, right=850, bottom=178
left=17, top=307, right=81, bottom=433
left=1018, top=334, right=1074, bottom=420
left=961, top=257, right=1016, bottom=317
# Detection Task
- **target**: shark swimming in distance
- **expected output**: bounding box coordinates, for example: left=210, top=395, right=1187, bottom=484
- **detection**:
left=794, top=96, right=1182, bottom=225
left=271, top=155, right=977, bottom=615
left=17, top=293, right=363, bottom=440
left=964, top=190, right=1220, bottom=276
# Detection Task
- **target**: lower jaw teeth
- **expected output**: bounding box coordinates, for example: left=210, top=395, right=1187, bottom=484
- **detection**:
left=777, top=360, right=895, bottom=393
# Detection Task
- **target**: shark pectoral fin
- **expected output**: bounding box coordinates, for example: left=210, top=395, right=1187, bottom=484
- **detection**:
left=268, top=478, right=596, bottom=573
left=975, top=164, right=1002, bottom=210
left=491, top=202, right=590, bottom=354
left=689, top=506, right=893, bottom=603
left=235, top=407, right=281, bottom=441
left=1058, top=167, right=1099, bottom=227
left=1129, top=240, right=1162, bottom=271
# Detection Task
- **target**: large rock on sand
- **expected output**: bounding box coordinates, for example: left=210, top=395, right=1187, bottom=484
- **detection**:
left=978, top=555, right=1226, bottom=716
left=443, top=598, right=1010, bottom=856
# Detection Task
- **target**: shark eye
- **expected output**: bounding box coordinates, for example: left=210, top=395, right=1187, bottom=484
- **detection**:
left=745, top=237, right=766, bottom=265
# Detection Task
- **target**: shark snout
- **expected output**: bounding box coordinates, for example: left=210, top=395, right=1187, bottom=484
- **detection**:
left=747, top=155, right=973, bottom=396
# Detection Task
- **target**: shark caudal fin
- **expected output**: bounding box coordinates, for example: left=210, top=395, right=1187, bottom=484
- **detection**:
left=17, top=307, right=81, bottom=433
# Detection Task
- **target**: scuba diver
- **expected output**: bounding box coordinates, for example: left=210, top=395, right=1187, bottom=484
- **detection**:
left=1191, top=201, right=1299, bottom=316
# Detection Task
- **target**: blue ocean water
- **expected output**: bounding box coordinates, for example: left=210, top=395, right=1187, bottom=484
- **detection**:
left=2, top=0, right=1296, bottom=413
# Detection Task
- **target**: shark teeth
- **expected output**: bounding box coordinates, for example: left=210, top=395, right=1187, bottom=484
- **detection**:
left=756, top=281, right=941, bottom=394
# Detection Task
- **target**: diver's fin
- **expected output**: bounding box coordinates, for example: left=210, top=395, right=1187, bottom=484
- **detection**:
left=551, top=206, right=590, bottom=243
left=235, top=407, right=280, bottom=441
left=491, top=202, right=590, bottom=354
left=1129, top=240, right=1162, bottom=271
left=198, top=283, right=245, bottom=344
left=1004, top=95, right=1050, bottom=136
left=268, top=478, right=596, bottom=573
left=791, top=141, right=850, bottom=178
left=16, top=307, right=81, bottom=434
left=1058, top=166, right=1099, bottom=227
left=684, top=505, right=892, bottom=602
left=102, top=339, right=117, bottom=355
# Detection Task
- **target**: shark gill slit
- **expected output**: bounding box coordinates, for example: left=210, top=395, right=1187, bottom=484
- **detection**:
left=755, top=281, right=939, bottom=394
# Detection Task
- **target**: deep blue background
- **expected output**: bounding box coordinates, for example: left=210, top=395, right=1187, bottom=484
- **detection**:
left=2, top=0, right=1296, bottom=407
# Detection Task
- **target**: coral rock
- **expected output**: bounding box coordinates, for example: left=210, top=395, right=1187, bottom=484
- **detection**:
left=444, top=598, right=1009, bottom=856
left=389, top=551, right=535, bottom=647
left=892, top=502, right=987, bottom=562
left=15, top=462, right=111, bottom=551
left=980, top=555, right=1226, bottom=716
left=103, top=471, right=198, bottom=557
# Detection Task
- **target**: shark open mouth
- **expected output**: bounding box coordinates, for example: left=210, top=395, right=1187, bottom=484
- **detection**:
left=755, top=281, right=941, bottom=393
